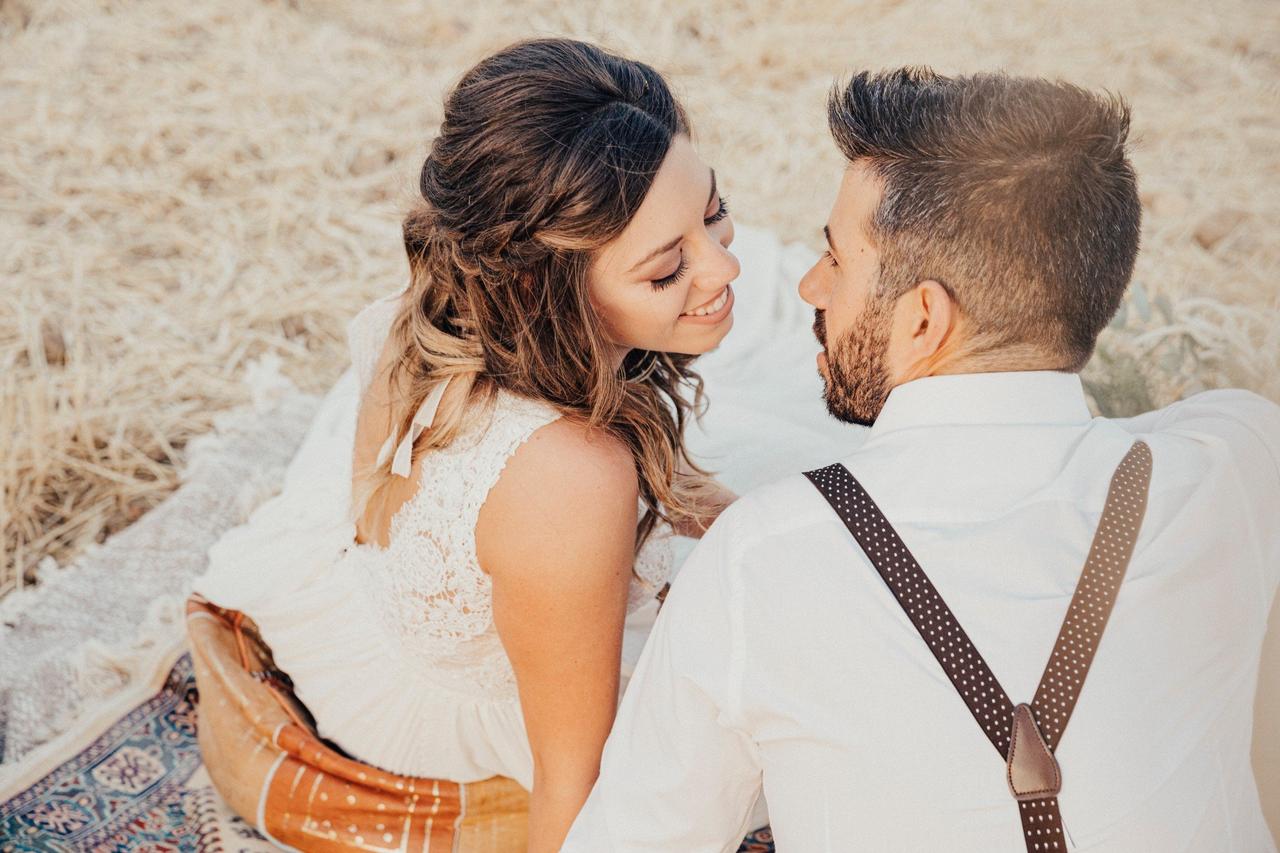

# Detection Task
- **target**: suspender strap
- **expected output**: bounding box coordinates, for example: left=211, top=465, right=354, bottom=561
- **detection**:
left=1029, top=442, right=1153, bottom=751
left=803, top=441, right=1152, bottom=852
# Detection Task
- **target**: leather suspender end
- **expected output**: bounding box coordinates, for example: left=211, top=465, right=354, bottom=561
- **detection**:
left=1007, top=703, right=1062, bottom=801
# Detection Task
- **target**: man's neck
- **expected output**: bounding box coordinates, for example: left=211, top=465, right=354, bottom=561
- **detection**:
left=901, top=341, right=1075, bottom=384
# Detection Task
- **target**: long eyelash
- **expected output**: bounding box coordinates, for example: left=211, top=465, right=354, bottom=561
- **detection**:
left=823, top=249, right=838, bottom=267
left=706, top=195, right=730, bottom=225
left=651, top=197, right=728, bottom=291
left=652, top=257, right=688, bottom=290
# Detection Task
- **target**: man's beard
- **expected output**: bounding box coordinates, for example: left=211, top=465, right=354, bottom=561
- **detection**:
left=813, top=297, right=894, bottom=427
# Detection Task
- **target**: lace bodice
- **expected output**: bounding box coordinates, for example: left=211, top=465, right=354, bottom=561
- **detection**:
left=339, top=292, right=673, bottom=699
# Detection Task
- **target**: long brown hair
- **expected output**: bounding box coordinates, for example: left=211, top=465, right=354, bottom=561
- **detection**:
left=353, top=38, right=713, bottom=552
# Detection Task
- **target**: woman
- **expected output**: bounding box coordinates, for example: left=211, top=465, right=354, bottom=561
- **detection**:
left=190, top=37, right=739, bottom=852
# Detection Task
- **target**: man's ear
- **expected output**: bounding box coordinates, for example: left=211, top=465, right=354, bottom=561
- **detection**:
left=893, top=279, right=960, bottom=378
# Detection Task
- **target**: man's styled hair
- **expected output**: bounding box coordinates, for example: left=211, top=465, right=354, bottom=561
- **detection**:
left=828, top=68, right=1141, bottom=370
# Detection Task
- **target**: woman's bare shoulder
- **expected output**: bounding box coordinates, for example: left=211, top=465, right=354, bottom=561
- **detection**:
left=475, top=417, right=638, bottom=580
left=503, top=416, right=637, bottom=496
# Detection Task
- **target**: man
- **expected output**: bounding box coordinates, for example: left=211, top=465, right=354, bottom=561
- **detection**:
left=562, top=68, right=1280, bottom=851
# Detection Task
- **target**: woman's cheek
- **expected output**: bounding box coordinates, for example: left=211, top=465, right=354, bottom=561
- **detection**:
left=609, top=295, right=658, bottom=349
left=662, top=288, right=693, bottom=333
left=616, top=285, right=688, bottom=348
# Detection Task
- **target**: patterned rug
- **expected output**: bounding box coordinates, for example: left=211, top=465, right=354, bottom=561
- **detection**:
left=0, top=651, right=776, bottom=852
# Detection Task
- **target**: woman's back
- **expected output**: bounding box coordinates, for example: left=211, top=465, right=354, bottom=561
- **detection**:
left=192, top=291, right=673, bottom=786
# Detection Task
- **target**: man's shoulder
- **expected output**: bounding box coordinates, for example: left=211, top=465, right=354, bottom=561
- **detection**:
left=677, top=470, right=849, bottom=578
left=667, top=468, right=867, bottom=628
left=723, top=469, right=844, bottom=537
left=1113, top=387, right=1280, bottom=469
left=1115, top=387, right=1275, bottom=431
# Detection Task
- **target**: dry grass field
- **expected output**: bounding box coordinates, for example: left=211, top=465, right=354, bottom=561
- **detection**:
left=3, top=0, right=1279, bottom=596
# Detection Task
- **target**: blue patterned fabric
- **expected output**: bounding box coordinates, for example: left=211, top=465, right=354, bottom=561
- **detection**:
left=1, top=656, right=214, bottom=851
left=1, top=654, right=776, bottom=852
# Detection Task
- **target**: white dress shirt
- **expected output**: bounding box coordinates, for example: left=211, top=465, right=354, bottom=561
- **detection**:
left=564, top=370, right=1280, bottom=852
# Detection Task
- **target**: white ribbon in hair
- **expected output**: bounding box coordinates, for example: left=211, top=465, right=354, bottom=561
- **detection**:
left=375, top=376, right=452, bottom=478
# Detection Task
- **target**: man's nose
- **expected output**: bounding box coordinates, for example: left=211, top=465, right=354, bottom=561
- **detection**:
left=798, top=264, right=827, bottom=308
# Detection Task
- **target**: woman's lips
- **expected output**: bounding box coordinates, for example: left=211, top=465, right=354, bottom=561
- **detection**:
left=679, top=285, right=734, bottom=325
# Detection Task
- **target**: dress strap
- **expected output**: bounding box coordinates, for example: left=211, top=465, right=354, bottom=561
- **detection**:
left=803, top=441, right=1153, bottom=852
left=411, top=388, right=564, bottom=553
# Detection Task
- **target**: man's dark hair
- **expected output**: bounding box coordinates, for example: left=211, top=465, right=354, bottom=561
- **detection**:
left=828, top=67, right=1141, bottom=370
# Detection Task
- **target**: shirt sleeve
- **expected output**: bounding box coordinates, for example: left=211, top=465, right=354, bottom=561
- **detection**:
left=561, top=500, right=763, bottom=853
left=1115, top=388, right=1280, bottom=602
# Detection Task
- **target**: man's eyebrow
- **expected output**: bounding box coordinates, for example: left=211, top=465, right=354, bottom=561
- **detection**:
left=823, top=224, right=841, bottom=259
left=626, top=167, right=718, bottom=275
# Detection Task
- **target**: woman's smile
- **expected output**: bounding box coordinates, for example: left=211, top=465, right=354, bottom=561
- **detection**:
left=679, top=284, right=734, bottom=324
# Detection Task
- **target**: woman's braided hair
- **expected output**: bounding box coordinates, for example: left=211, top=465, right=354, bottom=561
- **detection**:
left=353, top=38, right=714, bottom=553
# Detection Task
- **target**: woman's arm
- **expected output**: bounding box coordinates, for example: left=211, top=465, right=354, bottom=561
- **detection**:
left=476, top=419, right=638, bottom=853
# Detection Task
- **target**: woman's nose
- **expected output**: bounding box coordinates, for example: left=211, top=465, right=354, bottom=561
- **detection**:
left=693, top=241, right=740, bottom=292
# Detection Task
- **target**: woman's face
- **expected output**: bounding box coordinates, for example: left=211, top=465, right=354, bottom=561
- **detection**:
left=588, top=134, right=740, bottom=366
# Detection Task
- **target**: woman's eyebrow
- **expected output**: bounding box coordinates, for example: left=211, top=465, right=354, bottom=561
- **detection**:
left=627, top=167, right=718, bottom=275
left=628, top=235, right=682, bottom=274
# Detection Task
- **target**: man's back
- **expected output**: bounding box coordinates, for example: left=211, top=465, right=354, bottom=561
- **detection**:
left=564, top=371, right=1280, bottom=852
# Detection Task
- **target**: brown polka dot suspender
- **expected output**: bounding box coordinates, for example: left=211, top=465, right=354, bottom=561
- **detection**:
left=804, top=441, right=1153, bottom=852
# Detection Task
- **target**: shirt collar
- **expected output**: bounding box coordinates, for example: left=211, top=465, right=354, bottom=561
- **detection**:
left=867, top=370, right=1094, bottom=438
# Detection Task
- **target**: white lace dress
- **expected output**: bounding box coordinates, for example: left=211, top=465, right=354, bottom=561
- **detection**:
left=190, top=290, right=673, bottom=789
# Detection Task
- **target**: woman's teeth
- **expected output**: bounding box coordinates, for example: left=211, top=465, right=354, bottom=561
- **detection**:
left=682, top=288, right=729, bottom=317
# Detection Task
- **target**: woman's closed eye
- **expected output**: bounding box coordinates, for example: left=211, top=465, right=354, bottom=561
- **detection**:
left=651, top=258, right=687, bottom=290
left=650, top=196, right=731, bottom=291
left=706, top=195, right=729, bottom=225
